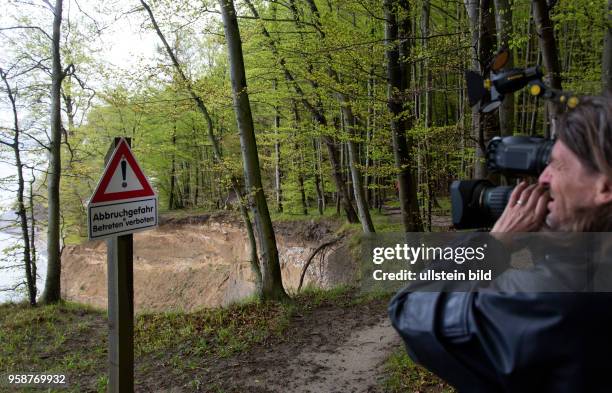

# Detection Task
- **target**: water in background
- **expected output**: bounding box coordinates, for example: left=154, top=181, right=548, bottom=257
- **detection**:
left=0, top=161, right=47, bottom=303
left=0, top=226, right=47, bottom=304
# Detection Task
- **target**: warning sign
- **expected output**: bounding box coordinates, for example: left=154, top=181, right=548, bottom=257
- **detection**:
left=87, top=138, right=158, bottom=240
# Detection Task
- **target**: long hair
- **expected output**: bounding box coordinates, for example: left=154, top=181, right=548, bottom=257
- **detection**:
left=556, top=94, right=612, bottom=231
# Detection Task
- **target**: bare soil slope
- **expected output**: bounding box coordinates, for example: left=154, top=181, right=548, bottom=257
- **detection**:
left=61, top=213, right=356, bottom=312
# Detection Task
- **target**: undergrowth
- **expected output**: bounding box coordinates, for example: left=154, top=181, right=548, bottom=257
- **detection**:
left=0, top=286, right=375, bottom=392
left=383, top=349, right=455, bottom=393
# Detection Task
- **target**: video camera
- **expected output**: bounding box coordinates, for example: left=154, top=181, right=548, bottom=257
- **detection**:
left=451, top=49, right=579, bottom=229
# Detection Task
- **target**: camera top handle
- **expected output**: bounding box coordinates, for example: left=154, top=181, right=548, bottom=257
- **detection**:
left=466, top=48, right=580, bottom=114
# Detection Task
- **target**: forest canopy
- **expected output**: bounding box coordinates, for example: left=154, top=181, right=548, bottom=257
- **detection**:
left=1, top=0, right=610, bottom=302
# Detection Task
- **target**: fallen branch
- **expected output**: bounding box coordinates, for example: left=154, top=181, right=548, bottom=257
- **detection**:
left=297, top=236, right=343, bottom=292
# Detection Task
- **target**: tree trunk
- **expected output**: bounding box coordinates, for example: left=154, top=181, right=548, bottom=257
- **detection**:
left=318, top=141, right=326, bottom=212
left=298, top=164, right=308, bottom=215
left=0, top=69, right=36, bottom=306
left=322, top=137, right=358, bottom=222
left=182, top=161, right=191, bottom=208
left=464, top=0, right=483, bottom=177
left=532, top=0, right=563, bottom=136
left=493, top=0, right=514, bottom=136
left=304, top=0, right=374, bottom=232
left=385, top=0, right=423, bottom=232
left=219, top=0, right=287, bottom=301
left=62, top=77, right=75, bottom=135
left=194, top=141, right=201, bottom=206
left=29, top=177, right=37, bottom=300
left=343, top=110, right=375, bottom=232
left=41, top=0, right=64, bottom=304
left=273, top=79, right=283, bottom=212
left=421, top=0, right=436, bottom=231
left=141, top=0, right=262, bottom=293
left=169, top=127, right=177, bottom=209
left=312, top=138, right=325, bottom=215
left=365, top=72, right=374, bottom=206
left=242, top=0, right=359, bottom=224
left=520, top=12, right=534, bottom=132
left=464, top=0, right=497, bottom=177
left=421, top=0, right=433, bottom=128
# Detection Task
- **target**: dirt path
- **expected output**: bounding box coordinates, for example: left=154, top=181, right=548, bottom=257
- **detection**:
left=148, top=295, right=403, bottom=393
left=256, top=318, right=401, bottom=393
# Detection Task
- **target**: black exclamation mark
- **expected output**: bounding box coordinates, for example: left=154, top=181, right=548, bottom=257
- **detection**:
left=121, top=158, right=127, bottom=188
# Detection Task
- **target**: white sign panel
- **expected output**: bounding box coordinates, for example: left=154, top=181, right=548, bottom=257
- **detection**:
left=89, top=197, right=157, bottom=239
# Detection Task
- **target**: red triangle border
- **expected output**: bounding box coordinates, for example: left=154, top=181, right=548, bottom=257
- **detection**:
left=90, top=139, right=155, bottom=204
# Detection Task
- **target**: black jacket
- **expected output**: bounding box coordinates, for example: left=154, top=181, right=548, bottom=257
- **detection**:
left=388, top=235, right=612, bottom=393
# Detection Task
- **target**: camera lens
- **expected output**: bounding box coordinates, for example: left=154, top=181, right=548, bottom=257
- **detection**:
left=451, top=180, right=486, bottom=228
left=481, top=186, right=514, bottom=220
left=451, top=180, right=514, bottom=229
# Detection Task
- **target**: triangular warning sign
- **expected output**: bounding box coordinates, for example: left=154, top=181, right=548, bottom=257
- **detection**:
left=90, top=138, right=155, bottom=204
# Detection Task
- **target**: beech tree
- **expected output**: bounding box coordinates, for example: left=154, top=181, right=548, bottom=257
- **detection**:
left=493, top=0, right=515, bottom=136
left=242, top=0, right=360, bottom=225
left=532, top=0, right=562, bottom=136
left=385, top=0, right=422, bottom=232
left=302, top=0, right=375, bottom=233
left=218, top=0, right=287, bottom=301
left=40, top=0, right=65, bottom=304
left=140, top=0, right=264, bottom=292
left=463, top=0, right=498, bottom=178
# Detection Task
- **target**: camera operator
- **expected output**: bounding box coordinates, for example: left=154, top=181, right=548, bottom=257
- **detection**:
left=492, top=95, right=612, bottom=234
left=389, top=95, right=612, bottom=393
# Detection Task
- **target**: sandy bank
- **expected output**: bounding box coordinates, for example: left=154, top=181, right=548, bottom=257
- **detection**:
left=61, top=213, right=356, bottom=312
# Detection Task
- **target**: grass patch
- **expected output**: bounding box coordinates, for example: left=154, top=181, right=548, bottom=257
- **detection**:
left=134, top=299, right=294, bottom=360
left=385, top=200, right=401, bottom=208
left=0, top=301, right=107, bottom=392
left=336, top=207, right=406, bottom=234
left=383, top=349, right=455, bottom=393
left=370, top=209, right=405, bottom=233
left=351, top=287, right=395, bottom=306
left=292, top=284, right=355, bottom=307
left=436, top=196, right=451, bottom=214
left=0, top=286, right=363, bottom=392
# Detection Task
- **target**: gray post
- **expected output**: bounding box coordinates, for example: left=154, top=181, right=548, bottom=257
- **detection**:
left=106, top=137, right=134, bottom=393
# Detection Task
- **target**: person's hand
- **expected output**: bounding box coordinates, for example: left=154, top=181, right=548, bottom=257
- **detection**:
left=490, top=181, right=550, bottom=246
